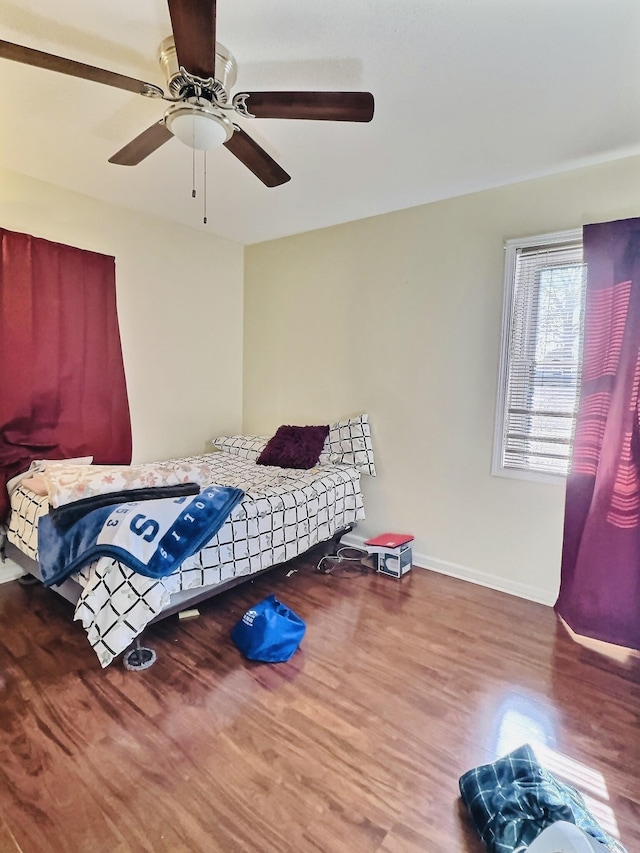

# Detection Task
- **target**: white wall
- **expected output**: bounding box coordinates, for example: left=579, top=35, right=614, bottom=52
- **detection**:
left=244, top=153, right=640, bottom=604
left=0, top=166, right=244, bottom=463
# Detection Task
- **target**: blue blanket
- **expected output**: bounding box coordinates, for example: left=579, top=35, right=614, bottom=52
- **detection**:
left=38, top=485, right=244, bottom=585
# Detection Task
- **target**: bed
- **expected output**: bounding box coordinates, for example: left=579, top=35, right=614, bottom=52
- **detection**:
left=1, top=417, right=374, bottom=668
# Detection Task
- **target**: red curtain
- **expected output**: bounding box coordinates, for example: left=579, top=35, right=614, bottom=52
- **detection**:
left=0, top=228, right=132, bottom=522
left=556, top=217, right=640, bottom=651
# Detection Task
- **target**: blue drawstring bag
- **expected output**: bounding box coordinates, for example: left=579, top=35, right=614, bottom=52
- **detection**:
left=231, top=594, right=306, bottom=662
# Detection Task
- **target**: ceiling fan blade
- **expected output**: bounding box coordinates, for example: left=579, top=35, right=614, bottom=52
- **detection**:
left=0, top=39, right=163, bottom=96
left=108, top=121, right=174, bottom=166
left=238, top=91, right=374, bottom=122
left=224, top=127, right=290, bottom=187
left=167, top=0, right=216, bottom=79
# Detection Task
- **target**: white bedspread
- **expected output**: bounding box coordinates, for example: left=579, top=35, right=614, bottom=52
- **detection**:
left=6, top=452, right=364, bottom=666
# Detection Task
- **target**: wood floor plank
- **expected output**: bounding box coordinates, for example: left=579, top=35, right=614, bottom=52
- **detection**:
left=0, top=816, right=22, bottom=853
left=1, top=555, right=638, bottom=852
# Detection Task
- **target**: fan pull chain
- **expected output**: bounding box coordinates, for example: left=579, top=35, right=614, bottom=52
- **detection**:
left=203, top=150, right=208, bottom=225
left=191, top=126, right=196, bottom=198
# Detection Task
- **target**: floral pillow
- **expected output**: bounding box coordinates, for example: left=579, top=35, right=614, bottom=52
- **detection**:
left=5, top=456, right=93, bottom=496
left=21, top=473, right=48, bottom=496
left=42, top=460, right=216, bottom=508
left=318, top=414, right=376, bottom=476
left=212, top=435, right=269, bottom=460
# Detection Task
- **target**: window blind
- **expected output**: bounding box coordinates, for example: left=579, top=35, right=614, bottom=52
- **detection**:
left=502, top=240, right=586, bottom=476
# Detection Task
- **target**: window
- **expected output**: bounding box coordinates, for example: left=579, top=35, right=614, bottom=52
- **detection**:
left=493, top=229, right=586, bottom=481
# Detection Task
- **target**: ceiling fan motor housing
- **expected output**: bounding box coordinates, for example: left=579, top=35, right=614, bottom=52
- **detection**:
left=158, top=36, right=237, bottom=103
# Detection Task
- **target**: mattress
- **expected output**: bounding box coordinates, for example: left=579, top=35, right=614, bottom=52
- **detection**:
left=6, top=452, right=365, bottom=666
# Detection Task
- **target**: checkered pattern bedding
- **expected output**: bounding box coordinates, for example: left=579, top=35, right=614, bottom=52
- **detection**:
left=6, top=452, right=365, bottom=667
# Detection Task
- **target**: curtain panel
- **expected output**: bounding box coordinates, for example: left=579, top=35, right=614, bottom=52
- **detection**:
left=556, top=217, right=640, bottom=651
left=0, top=228, right=132, bottom=522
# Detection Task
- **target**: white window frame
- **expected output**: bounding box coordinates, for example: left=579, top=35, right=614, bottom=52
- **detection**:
left=492, top=228, right=584, bottom=485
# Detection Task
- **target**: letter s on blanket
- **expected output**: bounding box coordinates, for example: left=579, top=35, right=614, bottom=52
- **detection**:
left=37, top=486, right=245, bottom=586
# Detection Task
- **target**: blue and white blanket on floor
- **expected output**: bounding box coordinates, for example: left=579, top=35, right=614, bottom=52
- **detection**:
left=38, top=486, right=245, bottom=586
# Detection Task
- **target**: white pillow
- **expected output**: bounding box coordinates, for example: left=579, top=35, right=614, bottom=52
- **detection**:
left=318, top=414, right=376, bottom=476
left=212, top=435, right=269, bottom=461
left=212, top=418, right=377, bottom=475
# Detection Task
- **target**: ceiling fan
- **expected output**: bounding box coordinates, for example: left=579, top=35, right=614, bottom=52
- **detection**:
left=0, top=0, right=374, bottom=188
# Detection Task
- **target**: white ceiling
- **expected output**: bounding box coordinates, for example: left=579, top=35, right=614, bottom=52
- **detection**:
left=2, top=0, right=640, bottom=245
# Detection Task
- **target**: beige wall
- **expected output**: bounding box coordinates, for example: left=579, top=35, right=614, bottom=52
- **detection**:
left=0, top=167, right=244, bottom=462
left=244, top=154, right=640, bottom=604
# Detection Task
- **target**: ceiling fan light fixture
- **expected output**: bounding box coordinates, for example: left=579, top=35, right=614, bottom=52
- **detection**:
left=164, top=102, right=233, bottom=150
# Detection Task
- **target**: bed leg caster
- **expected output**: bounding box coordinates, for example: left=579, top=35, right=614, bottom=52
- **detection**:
left=123, top=638, right=157, bottom=672
left=17, top=574, right=40, bottom=586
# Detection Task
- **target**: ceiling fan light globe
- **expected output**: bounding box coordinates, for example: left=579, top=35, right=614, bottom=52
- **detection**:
left=165, top=103, right=232, bottom=150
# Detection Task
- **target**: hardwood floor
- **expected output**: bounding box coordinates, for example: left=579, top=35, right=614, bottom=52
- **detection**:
left=0, top=555, right=638, bottom=853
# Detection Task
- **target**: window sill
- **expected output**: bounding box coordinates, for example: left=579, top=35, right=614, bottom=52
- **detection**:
left=491, top=464, right=566, bottom=487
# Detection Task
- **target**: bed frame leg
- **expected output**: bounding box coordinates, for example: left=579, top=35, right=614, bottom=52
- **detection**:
left=319, top=523, right=355, bottom=558
left=123, top=637, right=157, bottom=672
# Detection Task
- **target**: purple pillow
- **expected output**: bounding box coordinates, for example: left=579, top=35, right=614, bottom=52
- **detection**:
left=257, top=425, right=330, bottom=469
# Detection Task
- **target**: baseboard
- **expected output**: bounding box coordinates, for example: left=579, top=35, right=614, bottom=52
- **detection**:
left=1, top=531, right=554, bottom=602
left=0, top=557, right=26, bottom=584
left=340, top=532, right=556, bottom=607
